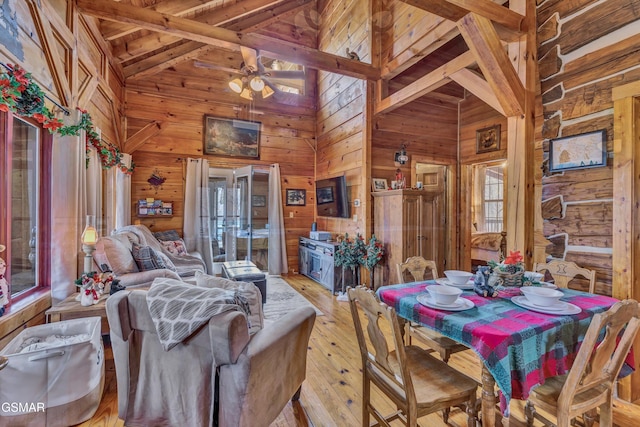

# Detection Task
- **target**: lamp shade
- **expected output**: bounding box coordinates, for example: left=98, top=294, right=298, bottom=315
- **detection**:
left=249, top=76, right=265, bottom=91
left=240, top=88, right=253, bottom=100
left=81, top=215, right=98, bottom=245
left=228, top=78, right=244, bottom=93
left=261, top=85, right=275, bottom=99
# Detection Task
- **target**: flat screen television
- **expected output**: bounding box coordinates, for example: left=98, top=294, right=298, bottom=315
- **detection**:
left=315, top=175, right=350, bottom=218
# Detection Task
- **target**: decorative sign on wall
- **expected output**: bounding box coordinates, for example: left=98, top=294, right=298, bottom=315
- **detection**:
left=476, top=124, right=501, bottom=154
left=203, top=116, right=261, bottom=158
left=549, top=130, right=607, bottom=172
left=147, top=169, right=166, bottom=193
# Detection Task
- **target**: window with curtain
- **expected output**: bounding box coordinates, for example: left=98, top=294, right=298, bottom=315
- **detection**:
left=0, top=113, right=52, bottom=309
left=472, top=162, right=505, bottom=233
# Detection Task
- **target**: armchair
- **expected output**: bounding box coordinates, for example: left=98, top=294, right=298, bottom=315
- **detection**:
left=106, top=289, right=316, bottom=427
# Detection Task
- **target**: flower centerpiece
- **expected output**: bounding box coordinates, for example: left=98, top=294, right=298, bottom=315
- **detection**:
left=487, top=250, right=525, bottom=287
left=74, top=271, right=115, bottom=306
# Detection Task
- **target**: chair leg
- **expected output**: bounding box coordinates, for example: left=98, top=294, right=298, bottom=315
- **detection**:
left=362, top=375, right=370, bottom=427
left=599, top=400, right=612, bottom=427
left=466, top=393, right=477, bottom=427
left=524, top=401, right=535, bottom=427
left=291, top=385, right=302, bottom=402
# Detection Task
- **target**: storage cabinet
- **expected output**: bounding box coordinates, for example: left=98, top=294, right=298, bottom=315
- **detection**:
left=373, top=189, right=446, bottom=286
left=298, top=237, right=353, bottom=294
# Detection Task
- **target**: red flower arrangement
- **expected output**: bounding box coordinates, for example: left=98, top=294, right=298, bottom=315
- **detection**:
left=0, top=63, right=135, bottom=175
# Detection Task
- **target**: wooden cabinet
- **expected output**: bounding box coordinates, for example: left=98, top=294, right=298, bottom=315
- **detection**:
left=373, top=189, right=446, bottom=286
left=298, top=237, right=354, bottom=294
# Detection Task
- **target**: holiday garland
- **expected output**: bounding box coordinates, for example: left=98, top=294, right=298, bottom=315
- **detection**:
left=0, top=63, right=134, bottom=174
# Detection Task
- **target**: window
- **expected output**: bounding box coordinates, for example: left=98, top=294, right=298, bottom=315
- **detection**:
left=0, top=113, right=52, bottom=309
left=472, top=162, right=505, bottom=233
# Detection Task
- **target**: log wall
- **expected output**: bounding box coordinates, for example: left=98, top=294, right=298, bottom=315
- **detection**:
left=536, top=0, right=640, bottom=296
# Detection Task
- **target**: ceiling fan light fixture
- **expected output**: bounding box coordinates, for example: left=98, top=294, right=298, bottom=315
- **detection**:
left=261, top=85, right=275, bottom=99
left=239, top=88, right=253, bottom=100
left=229, top=77, right=243, bottom=93
left=250, top=76, right=265, bottom=91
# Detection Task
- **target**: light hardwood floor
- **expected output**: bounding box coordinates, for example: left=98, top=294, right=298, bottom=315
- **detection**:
left=81, top=274, right=587, bottom=427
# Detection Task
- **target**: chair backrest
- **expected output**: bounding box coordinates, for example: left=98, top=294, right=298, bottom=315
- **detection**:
left=533, top=260, right=596, bottom=293
left=347, top=286, right=416, bottom=403
left=559, top=300, right=640, bottom=407
left=396, top=256, right=439, bottom=283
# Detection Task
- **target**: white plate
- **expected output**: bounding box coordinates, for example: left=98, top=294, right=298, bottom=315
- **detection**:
left=523, top=281, right=558, bottom=289
left=417, top=294, right=475, bottom=311
left=511, top=296, right=581, bottom=315
left=435, top=277, right=475, bottom=290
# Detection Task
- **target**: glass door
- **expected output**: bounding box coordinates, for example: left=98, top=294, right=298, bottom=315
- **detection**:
left=234, top=166, right=269, bottom=271
left=208, top=168, right=234, bottom=270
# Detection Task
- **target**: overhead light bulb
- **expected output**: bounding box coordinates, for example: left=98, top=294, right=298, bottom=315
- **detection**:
left=250, top=76, right=265, bottom=91
left=261, top=85, right=274, bottom=99
left=228, top=78, right=243, bottom=93
left=240, top=88, right=253, bottom=100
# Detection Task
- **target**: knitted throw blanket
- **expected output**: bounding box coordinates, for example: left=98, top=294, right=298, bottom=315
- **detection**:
left=146, top=281, right=250, bottom=351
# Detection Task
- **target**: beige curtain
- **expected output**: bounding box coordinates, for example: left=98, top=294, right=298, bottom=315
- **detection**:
left=50, top=133, right=86, bottom=302
left=472, top=164, right=486, bottom=233
left=105, top=153, right=132, bottom=233
left=86, top=146, right=102, bottom=227
left=268, top=164, right=288, bottom=275
left=184, top=158, right=213, bottom=274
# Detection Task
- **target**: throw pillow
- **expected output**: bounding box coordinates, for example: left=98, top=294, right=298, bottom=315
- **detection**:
left=195, top=271, right=264, bottom=335
left=160, top=239, right=189, bottom=256
left=132, top=243, right=168, bottom=271
left=157, top=251, right=177, bottom=272
left=94, top=237, right=139, bottom=275
left=153, top=229, right=181, bottom=242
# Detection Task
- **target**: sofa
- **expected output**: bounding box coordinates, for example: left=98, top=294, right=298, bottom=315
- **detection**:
left=106, top=278, right=316, bottom=427
left=94, top=225, right=206, bottom=289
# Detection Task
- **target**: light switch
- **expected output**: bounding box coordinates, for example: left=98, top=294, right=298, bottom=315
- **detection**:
left=353, top=214, right=358, bottom=222
left=289, top=212, right=294, bottom=218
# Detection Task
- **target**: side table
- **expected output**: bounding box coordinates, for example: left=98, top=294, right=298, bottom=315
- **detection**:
left=46, top=292, right=110, bottom=335
left=222, top=260, right=267, bottom=304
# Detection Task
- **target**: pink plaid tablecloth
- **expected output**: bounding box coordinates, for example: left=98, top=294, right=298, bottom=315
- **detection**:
left=377, top=282, right=620, bottom=412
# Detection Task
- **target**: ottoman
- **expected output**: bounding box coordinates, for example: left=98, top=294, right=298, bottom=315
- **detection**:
left=222, top=260, right=267, bottom=304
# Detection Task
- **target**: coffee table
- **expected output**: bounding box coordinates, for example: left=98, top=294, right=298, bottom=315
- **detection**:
left=222, top=260, right=267, bottom=304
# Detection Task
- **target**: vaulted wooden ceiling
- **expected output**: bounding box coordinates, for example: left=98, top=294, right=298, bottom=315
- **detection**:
left=78, top=0, right=531, bottom=116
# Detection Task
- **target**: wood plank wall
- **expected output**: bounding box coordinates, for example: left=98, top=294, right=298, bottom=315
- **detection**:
left=536, top=0, right=640, bottom=296
left=125, top=52, right=317, bottom=273
left=315, top=0, right=371, bottom=238
left=0, top=0, right=123, bottom=341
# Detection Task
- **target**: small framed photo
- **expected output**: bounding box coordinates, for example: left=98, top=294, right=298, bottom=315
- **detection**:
left=549, top=130, right=607, bottom=172
left=476, top=124, right=501, bottom=154
left=372, top=178, right=388, bottom=192
left=252, top=195, right=266, bottom=207
left=286, top=189, right=306, bottom=206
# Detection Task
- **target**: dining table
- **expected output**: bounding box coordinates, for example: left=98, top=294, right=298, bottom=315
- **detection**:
left=377, top=281, right=621, bottom=427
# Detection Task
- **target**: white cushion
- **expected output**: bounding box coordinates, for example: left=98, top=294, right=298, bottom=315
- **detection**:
left=94, top=237, right=139, bottom=275
left=195, top=271, right=264, bottom=335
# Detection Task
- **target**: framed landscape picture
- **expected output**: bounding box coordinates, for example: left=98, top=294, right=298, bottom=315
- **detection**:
left=203, top=116, right=261, bottom=158
left=549, top=130, right=606, bottom=172
left=286, top=189, right=306, bottom=206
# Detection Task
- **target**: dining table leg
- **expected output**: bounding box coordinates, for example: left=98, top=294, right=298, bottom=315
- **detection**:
left=481, top=365, right=509, bottom=427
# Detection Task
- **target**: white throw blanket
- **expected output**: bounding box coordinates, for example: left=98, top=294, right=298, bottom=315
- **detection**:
left=146, top=280, right=250, bottom=351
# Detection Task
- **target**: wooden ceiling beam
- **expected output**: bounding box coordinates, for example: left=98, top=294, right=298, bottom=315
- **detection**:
left=449, top=68, right=506, bottom=115
left=224, top=0, right=314, bottom=33
left=458, top=13, right=524, bottom=116
left=446, top=0, right=526, bottom=32
left=101, top=0, right=223, bottom=40
left=125, top=120, right=165, bottom=153
left=376, top=50, right=475, bottom=115
left=124, top=1, right=313, bottom=79
left=78, top=0, right=379, bottom=80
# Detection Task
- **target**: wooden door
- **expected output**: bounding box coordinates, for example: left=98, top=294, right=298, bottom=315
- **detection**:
left=418, top=166, right=447, bottom=276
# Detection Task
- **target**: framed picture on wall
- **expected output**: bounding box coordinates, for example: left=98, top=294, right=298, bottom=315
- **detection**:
left=372, top=178, right=388, bottom=192
left=252, top=195, right=266, bottom=207
left=549, top=130, right=607, bottom=172
left=476, top=124, right=501, bottom=154
left=203, top=116, right=261, bottom=158
left=286, top=189, right=306, bottom=206
left=317, top=187, right=334, bottom=204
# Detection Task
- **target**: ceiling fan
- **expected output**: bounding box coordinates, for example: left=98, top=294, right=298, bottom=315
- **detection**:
left=226, top=47, right=306, bottom=100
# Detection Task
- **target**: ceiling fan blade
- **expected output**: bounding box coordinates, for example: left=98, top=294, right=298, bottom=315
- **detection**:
left=267, top=70, right=306, bottom=80
left=240, top=46, right=258, bottom=72
left=193, top=60, right=242, bottom=75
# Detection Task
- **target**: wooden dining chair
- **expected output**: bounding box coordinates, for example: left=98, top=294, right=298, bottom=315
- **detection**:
left=397, top=256, right=468, bottom=363
left=347, top=286, right=477, bottom=427
left=534, top=260, right=597, bottom=293
left=524, top=299, right=640, bottom=427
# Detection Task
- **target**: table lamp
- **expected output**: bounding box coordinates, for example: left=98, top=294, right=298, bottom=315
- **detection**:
left=81, top=215, right=98, bottom=273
